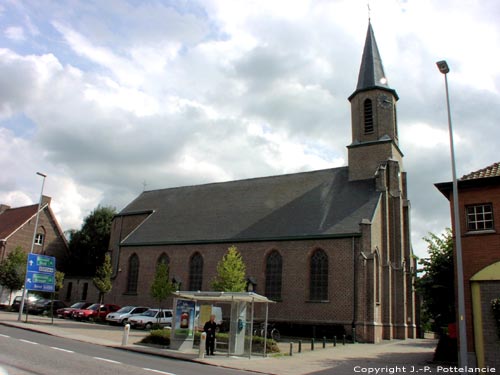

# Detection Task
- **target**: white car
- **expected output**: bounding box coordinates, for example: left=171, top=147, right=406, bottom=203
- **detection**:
left=106, top=306, right=150, bottom=325
left=129, top=309, right=173, bottom=330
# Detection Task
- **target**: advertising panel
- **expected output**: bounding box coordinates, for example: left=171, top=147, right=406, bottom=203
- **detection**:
left=173, top=299, right=195, bottom=338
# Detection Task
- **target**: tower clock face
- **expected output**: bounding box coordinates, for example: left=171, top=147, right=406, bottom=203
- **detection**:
left=377, top=94, right=392, bottom=109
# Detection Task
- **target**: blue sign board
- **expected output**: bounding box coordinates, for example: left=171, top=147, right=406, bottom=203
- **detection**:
left=25, top=254, right=56, bottom=292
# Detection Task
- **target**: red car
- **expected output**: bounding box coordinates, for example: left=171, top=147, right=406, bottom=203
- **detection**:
left=57, top=301, right=92, bottom=319
left=73, top=303, right=120, bottom=321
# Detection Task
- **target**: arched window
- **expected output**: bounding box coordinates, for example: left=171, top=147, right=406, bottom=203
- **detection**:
left=265, top=250, right=283, bottom=300
left=189, top=253, right=203, bottom=291
left=310, top=249, right=328, bottom=301
left=364, top=98, right=374, bottom=134
left=157, top=253, right=170, bottom=267
left=127, top=254, right=140, bottom=293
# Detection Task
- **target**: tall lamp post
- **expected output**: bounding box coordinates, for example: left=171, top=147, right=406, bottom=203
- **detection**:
left=436, top=60, right=468, bottom=369
left=17, top=172, right=47, bottom=321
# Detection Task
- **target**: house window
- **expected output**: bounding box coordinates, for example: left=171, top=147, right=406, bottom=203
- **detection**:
left=310, top=249, right=328, bottom=301
left=81, top=282, right=88, bottom=300
left=364, top=99, right=374, bottom=134
left=126, top=254, right=140, bottom=293
left=189, top=253, right=203, bottom=291
left=466, top=204, right=494, bottom=231
left=34, top=233, right=44, bottom=246
left=265, top=250, right=283, bottom=301
left=65, top=282, right=73, bottom=301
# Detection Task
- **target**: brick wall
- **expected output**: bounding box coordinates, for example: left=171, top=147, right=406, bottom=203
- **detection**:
left=3, top=207, right=68, bottom=271
left=450, top=183, right=500, bottom=352
left=109, top=237, right=364, bottom=335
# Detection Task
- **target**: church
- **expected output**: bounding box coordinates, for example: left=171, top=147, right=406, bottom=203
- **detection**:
left=107, top=22, right=417, bottom=343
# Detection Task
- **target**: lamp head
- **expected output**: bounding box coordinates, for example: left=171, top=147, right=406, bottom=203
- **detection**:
left=436, top=60, right=450, bottom=74
left=36, top=172, right=47, bottom=178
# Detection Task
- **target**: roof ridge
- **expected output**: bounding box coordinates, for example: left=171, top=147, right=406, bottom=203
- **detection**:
left=142, top=166, right=348, bottom=194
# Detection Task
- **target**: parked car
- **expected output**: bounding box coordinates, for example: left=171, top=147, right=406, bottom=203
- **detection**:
left=56, top=301, right=92, bottom=319
left=31, top=299, right=66, bottom=315
left=129, top=309, right=173, bottom=330
left=10, top=295, right=41, bottom=313
left=73, top=303, right=121, bottom=321
left=106, top=306, right=150, bottom=325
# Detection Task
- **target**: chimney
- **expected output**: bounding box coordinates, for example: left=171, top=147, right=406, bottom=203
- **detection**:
left=0, top=204, right=11, bottom=215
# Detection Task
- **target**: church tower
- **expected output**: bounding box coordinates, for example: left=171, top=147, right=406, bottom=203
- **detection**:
left=348, top=22, right=416, bottom=341
left=347, top=22, right=403, bottom=181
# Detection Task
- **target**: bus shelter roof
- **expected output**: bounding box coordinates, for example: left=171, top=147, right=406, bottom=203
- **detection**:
left=173, top=291, right=275, bottom=304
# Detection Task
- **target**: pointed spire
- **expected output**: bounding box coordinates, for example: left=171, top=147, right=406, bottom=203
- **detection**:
left=350, top=22, right=396, bottom=99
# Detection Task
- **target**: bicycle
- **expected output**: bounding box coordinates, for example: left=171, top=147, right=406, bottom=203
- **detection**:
left=253, top=322, right=280, bottom=341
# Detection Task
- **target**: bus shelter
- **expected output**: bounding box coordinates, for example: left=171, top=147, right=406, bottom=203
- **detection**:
left=170, top=291, right=275, bottom=358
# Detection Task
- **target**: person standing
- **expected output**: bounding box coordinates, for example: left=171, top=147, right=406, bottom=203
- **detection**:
left=203, top=314, right=217, bottom=355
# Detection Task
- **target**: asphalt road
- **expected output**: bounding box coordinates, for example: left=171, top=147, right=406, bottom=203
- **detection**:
left=0, top=325, right=253, bottom=375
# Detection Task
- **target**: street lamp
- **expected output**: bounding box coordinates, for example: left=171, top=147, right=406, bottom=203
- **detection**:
left=17, top=172, right=47, bottom=321
left=436, top=60, right=468, bottom=369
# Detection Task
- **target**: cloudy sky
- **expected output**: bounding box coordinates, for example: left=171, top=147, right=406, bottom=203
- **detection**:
left=1, top=0, right=499, bottom=259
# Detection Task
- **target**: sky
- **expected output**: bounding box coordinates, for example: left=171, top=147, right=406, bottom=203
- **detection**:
left=1, top=0, right=499, bottom=259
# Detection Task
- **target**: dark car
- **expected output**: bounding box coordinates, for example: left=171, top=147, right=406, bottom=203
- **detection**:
left=10, top=295, right=41, bottom=312
left=56, top=301, right=92, bottom=319
left=31, top=299, right=66, bottom=315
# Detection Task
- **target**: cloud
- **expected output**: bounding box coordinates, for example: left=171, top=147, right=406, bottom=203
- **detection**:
left=4, top=26, right=25, bottom=41
left=0, top=0, right=499, bottom=261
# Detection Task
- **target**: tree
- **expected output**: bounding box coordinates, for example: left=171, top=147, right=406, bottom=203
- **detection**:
left=416, top=228, right=455, bottom=332
left=211, top=245, right=246, bottom=292
left=93, top=253, right=112, bottom=305
left=0, top=247, right=27, bottom=304
left=55, top=271, right=65, bottom=292
left=150, top=262, right=176, bottom=325
left=68, top=206, right=116, bottom=276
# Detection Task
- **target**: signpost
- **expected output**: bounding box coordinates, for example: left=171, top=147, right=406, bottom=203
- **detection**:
left=25, top=254, right=56, bottom=292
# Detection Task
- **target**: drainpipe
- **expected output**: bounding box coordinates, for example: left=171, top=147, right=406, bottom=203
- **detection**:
left=352, top=236, right=357, bottom=338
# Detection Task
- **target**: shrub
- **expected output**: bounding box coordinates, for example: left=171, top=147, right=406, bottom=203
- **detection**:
left=139, top=329, right=170, bottom=346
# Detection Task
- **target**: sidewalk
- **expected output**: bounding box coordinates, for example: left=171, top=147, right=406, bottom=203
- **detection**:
left=0, top=311, right=438, bottom=375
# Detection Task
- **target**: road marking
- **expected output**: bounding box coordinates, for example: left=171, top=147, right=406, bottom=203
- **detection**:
left=0, top=334, right=10, bottom=338
left=143, top=369, right=177, bottom=375
left=93, top=357, right=121, bottom=364
left=50, top=347, right=74, bottom=353
left=19, top=339, right=38, bottom=345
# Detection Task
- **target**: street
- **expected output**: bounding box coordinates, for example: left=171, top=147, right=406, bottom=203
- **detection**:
left=0, top=325, right=252, bottom=375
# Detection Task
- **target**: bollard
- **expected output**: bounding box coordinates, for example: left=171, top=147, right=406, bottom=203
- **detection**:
left=322, top=336, right=326, bottom=348
left=298, top=340, right=302, bottom=353
left=289, top=342, right=293, bottom=356
left=342, top=334, right=346, bottom=345
left=333, top=335, right=337, bottom=347
left=352, top=328, right=357, bottom=343
left=311, top=338, right=315, bottom=351
left=199, top=332, right=207, bottom=359
left=121, top=324, right=130, bottom=346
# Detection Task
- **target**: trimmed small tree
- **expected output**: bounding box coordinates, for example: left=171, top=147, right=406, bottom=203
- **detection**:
left=93, top=254, right=112, bottom=319
left=150, top=262, right=175, bottom=326
left=211, top=245, right=246, bottom=292
left=0, top=247, right=27, bottom=305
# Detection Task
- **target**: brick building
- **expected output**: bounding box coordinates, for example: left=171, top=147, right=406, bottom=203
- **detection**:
left=105, top=22, right=417, bottom=343
left=0, top=195, right=69, bottom=304
left=0, top=195, right=68, bottom=265
left=436, top=162, right=500, bottom=368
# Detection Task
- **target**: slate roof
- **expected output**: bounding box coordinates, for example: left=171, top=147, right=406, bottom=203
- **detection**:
left=119, top=167, right=381, bottom=246
left=0, top=204, right=38, bottom=239
left=349, top=22, right=398, bottom=100
left=461, top=162, right=500, bottom=180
